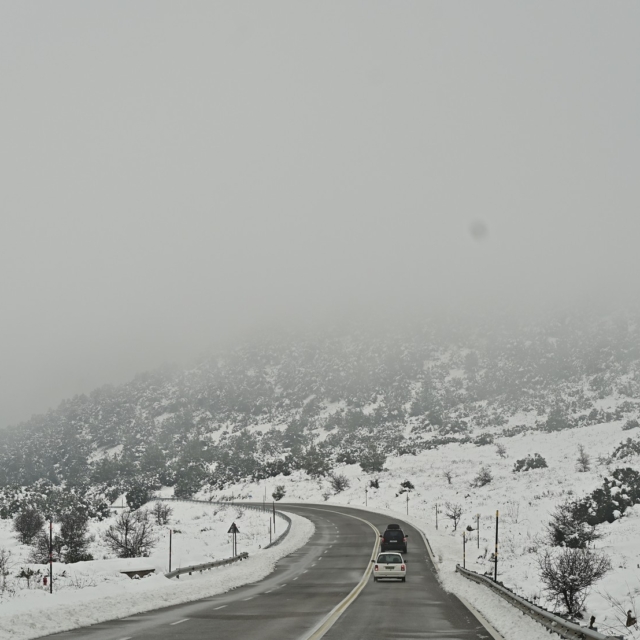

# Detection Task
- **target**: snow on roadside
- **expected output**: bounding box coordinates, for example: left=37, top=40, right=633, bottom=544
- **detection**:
left=0, top=509, right=314, bottom=640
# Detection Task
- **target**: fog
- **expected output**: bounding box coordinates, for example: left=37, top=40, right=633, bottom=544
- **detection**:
left=1, top=1, right=638, bottom=428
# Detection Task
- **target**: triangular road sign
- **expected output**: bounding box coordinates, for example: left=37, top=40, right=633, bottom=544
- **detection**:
left=228, top=522, right=240, bottom=534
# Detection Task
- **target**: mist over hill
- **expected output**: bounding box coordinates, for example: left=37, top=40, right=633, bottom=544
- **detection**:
left=1, top=308, right=639, bottom=515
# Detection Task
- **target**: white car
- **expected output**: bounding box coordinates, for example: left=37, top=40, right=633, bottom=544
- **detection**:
left=372, top=552, right=406, bottom=582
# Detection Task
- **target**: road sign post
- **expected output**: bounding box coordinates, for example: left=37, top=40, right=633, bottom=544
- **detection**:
left=228, top=522, right=240, bottom=557
left=169, top=529, right=172, bottom=572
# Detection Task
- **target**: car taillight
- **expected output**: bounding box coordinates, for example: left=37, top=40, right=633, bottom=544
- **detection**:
left=403, top=537, right=407, bottom=542
left=374, top=565, right=379, bottom=571
left=401, top=564, right=405, bottom=571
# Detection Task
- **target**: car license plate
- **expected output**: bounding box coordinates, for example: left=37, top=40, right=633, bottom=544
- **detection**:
left=385, top=566, right=395, bottom=570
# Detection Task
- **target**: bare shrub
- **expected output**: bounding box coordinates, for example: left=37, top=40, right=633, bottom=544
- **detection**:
left=576, top=444, right=591, bottom=473
left=496, top=443, right=507, bottom=458
left=152, top=502, right=173, bottom=525
left=443, top=471, right=453, bottom=485
left=506, top=500, right=520, bottom=524
left=329, top=473, right=350, bottom=493
left=444, top=502, right=463, bottom=531
left=103, top=510, right=156, bottom=558
left=538, top=547, right=611, bottom=614
left=13, top=508, right=44, bottom=545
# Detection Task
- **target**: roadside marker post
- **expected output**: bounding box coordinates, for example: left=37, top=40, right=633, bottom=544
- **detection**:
left=494, top=510, right=499, bottom=582
left=476, top=513, right=480, bottom=549
left=169, top=529, right=172, bottom=573
left=435, top=503, right=438, bottom=530
left=463, top=531, right=466, bottom=569
left=48, top=517, right=53, bottom=594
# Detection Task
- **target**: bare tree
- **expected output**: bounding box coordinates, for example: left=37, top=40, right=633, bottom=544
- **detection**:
left=576, top=445, right=591, bottom=473
left=538, top=548, right=611, bottom=614
left=496, top=443, right=507, bottom=458
left=103, top=510, right=156, bottom=558
left=443, top=470, right=453, bottom=485
left=152, top=501, right=173, bottom=525
left=444, top=502, right=463, bottom=531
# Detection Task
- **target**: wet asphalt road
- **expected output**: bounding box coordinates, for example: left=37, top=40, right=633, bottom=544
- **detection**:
left=42, top=504, right=494, bottom=640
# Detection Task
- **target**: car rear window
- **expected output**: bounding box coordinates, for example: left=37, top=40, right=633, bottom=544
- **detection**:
left=384, top=530, right=404, bottom=540
left=378, top=554, right=402, bottom=564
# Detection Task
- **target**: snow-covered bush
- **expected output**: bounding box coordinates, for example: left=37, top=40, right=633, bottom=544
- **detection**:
left=272, top=485, right=286, bottom=501
left=547, top=499, right=601, bottom=548
left=622, top=418, right=639, bottom=431
left=472, top=466, right=492, bottom=487
left=513, top=453, right=548, bottom=472
left=13, top=508, right=44, bottom=545
left=611, top=437, right=640, bottom=460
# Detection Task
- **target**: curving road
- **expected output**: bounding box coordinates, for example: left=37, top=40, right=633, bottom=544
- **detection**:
left=44, top=504, right=498, bottom=640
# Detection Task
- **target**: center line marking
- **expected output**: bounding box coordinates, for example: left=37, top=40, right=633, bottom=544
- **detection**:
left=170, top=619, right=189, bottom=626
left=293, top=577, right=299, bottom=580
left=214, top=605, right=226, bottom=610
left=243, top=597, right=254, bottom=601
left=265, top=589, right=273, bottom=593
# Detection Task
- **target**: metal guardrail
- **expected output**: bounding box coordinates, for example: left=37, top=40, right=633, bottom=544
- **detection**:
left=154, top=497, right=292, bottom=578
left=165, top=551, right=249, bottom=579
left=455, top=565, right=623, bottom=640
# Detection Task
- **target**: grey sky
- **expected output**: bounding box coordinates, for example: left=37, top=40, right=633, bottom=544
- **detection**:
left=1, top=2, right=638, bottom=427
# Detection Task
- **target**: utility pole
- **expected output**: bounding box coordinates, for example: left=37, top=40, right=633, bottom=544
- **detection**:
left=476, top=513, right=480, bottom=549
left=272, top=501, right=276, bottom=535
left=365, top=487, right=368, bottom=507
left=48, top=516, right=53, bottom=594
left=494, top=510, right=499, bottom=582
left=169, top=529, right=172, bottom=573
left=269, top=518, right=272, bottom=545
left=435, top=503, right=438, bottom=530
left=406, top=493, right=409, bottom=516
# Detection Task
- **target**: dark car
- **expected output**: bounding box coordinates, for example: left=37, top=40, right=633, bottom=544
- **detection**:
left=380, top=526, right=408, bottom=553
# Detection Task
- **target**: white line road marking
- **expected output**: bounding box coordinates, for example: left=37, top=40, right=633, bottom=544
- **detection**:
left=303, top=570, right=308, bottom=574
left=265, top=589, right=273, bottom=593
left=293, top=577, right=299, bottom=580
left=243, top=596, right=254, bottom=601
left=214, top=605, right=226, bottom=610
left=117, top=637, right=132, bottom=640
left=170, top=619, right=189, bottom=626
